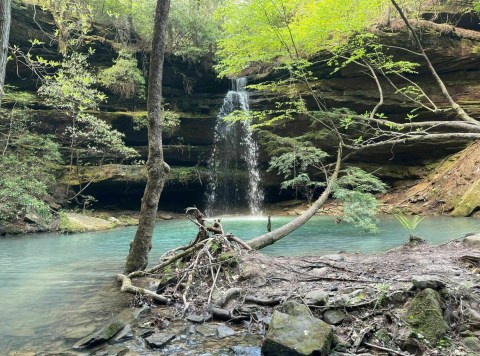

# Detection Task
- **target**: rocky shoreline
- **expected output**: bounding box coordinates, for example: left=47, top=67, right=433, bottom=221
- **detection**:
left=8, top=234, right=478, bottom=356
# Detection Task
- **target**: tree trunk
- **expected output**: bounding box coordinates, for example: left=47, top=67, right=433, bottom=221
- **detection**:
left=124, top=0, right=171, bottom=274
left=390, top=0, right=479, bottom=125
left=0, top=0, right=11, bottom=107
left=248, top=145, right=343, bottom=250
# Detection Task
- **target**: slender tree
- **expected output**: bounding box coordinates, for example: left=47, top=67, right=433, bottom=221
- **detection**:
left=0, top=0, right=11, bottom=107
left=125, top=0, right=171, bottom=274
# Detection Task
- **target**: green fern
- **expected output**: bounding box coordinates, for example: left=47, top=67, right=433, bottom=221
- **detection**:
left=394, top=211, right=425, bottom=238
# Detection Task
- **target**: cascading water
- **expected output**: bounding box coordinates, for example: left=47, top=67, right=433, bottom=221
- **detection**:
left=205, top=78, right=263, bottom=216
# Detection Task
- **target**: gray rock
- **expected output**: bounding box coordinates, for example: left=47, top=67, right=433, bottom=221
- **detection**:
left=463, top=336, right=480, bottom=352
left=133, top=305, right=151, bottom=319
left=187, top=313, right=206, bottom=323
left=304, top=289, right=329, bottom=306
left=281, top=301, right=311, bottom=316
left=196, top=324, right=217, bottom=337
left=464, top=234, right=480, bottom=247
left=262, top=311, right=333, bottom=355
left=465, top=308, right=480, bottom=329
left=230, top=346, right=262, bottom=356
left=321, top=254, right=345, bottom=262
left=323, top=310, right=346, bottom=325
left=412, top=275, right=446, bottom=290
left=112, top=324, right=133, bottom=343
left=310, top=267, right=329, bottom=275
left=217, top=324, right=235, bottom=338
left=73, top=319, right=125, bottom=350
left=144, top=332, right=175, bottom=349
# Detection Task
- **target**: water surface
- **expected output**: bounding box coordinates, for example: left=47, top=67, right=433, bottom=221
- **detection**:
left=1, top=215, right=478, bottom=351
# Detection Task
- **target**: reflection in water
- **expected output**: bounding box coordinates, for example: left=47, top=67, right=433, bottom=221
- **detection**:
left=0, top=216, right=478, bottom=351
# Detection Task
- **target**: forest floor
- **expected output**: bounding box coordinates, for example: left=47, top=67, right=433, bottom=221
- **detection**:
left=67, top=235, right=480, bottom=356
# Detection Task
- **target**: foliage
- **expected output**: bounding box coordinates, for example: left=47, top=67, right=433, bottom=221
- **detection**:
left=264, top=133, right=328, bottom=202
left=215, top=0, right=386, bottom=77
left=131, top=109, right=181, bottom=136
left=334, top=167, right=388, bottom=232
left=98, top=50, right=145, bottom=99
left=0, top=107, right=61, bottom=223
left=30, top=0, right=93, bottom=53
left=394, top=211, right=425, bottom=238
left=167, top=0, right=222, bottom=61
left=475, top=1, right=480, bottom=14
left=38, top=53, right=137, bottom=162
left=38, top=53, right=137, bottom=204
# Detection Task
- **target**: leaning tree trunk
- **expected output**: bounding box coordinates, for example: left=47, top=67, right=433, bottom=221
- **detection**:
left=124, top=0, right=171, bottom=274
left=390, top=0, right=479, bottom=125
left=248, top=145, right=342, bottom=250
left=0, top=0, right=11, bottom=107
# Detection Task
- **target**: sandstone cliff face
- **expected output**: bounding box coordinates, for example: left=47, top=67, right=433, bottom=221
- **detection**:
left=4, top=1, right=480, bottom=213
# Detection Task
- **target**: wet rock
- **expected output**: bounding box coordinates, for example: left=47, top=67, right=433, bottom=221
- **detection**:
left=463, top=336, right=480, bottom=352
left=64, top=324, right=96, bottom=339
left=133, top=305, right=151, bottom=319
left=230, top=345, right=262, bottom=356
left=217, top=324, right=235, bottom=338
left=60, top=213, right=113, bottom=233
left=196, top=324, right=217, bottom=337
left=412, top=275, right=446, bottom=290
left=323, top=310, right=346, bottom=325
left=304, top=289, right=329, bottom=306
left=73, top=319, right=125, bottom=350
left=281, top=301, right=311, bottom=316
left=112, top=324, right=133, bottom=343
left=144, top=332, right=176, bottom=349
left=404, top=288, right=447, bottom=345
left=262, top=311, right=333, bottom=355
left=463, top=234, right=480, bottom=247
left=158, top=213, right=173, bottom=220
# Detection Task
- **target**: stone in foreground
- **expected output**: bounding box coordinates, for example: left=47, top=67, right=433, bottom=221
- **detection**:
left=463, top=234, right=480, bottom=247
left=404, top=288, right=447, bottom=345
left=144, top=332, right=176, bottom=349
left=323, top=309, right=346, bottom=325
left=411, top=275, right=445, bottom=290
left=262, top=311, right=333, bottom=355
left=73, top=319, right=125, bottom=350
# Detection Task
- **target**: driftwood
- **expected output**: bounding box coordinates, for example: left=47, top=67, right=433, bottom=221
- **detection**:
left=117, top=274, right=170, bottom=304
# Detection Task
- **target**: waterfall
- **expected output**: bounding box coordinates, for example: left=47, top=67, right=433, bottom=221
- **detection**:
left=205, top=78, right=263, bottom=216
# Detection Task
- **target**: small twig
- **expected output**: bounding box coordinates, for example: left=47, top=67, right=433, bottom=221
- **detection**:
left=363, top=342, right=409, bottom=356
left=207, top=264, right=222, bottom=306
left=351, top=326, right=373, bottom=353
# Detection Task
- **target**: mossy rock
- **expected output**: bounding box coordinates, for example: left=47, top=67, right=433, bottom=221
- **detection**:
left=262, top=310, right=333, bottom=355
left=451, top=179, right=480, bottom=217
left=404, top=288, right=447, bottom=345
left=59, top=212, right=114, bottom=233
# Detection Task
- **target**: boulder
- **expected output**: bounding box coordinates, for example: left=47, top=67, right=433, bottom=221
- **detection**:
left=451, top=179, right=480, bottom=217
left=60, top=212, right=113, bottom=233
left=463, top=336, right=480, bottom=352
left=323, top=310, right=346, bottom=325
left=144, top=332, right=176, bottom=349
left=281, top=301, right=311, bottom=316
left=463, top=234, right=480, bottom=247
left=404, top=288, right=447, bottom=345
left=304, top=289, right=329, bottom=306
left=411, top=275, right=446, bottom=290
left=217, top=324, right=235, bottom=338
left=73, top=319, right=125, bottom=350
left=113, top=324, right=133, bottom=343
left=262, top=311, right=333, bottom=355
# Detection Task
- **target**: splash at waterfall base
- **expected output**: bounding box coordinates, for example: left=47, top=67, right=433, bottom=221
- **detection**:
left=102, top=218, right=480, bottom=355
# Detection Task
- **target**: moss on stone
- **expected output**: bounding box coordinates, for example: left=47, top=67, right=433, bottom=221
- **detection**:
left=59, top=212, right=114, bottom=234
left=404, top=288, right=447, bottom=345
left=451, top=179, right=480, bottom=217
